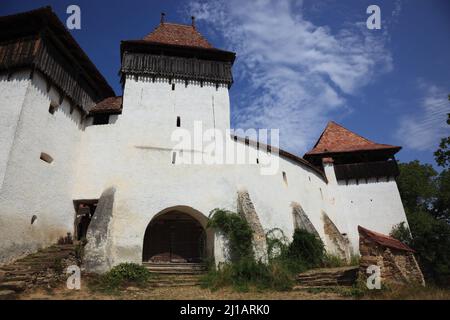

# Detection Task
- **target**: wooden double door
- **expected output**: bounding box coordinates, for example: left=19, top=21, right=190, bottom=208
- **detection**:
left=143, top=212, right=205, bottom=263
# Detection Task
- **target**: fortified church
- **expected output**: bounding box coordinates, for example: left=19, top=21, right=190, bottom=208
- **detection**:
left=0, top=7, right=408, bottom=272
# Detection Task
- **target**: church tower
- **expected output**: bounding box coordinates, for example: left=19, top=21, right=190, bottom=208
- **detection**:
left=119, top=14, right=236, bottom=147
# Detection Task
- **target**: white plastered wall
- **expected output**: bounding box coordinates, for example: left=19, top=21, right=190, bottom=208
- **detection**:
left=0, top=71, right=84, bottom=264
left=0, top=71, right=410, bottom=267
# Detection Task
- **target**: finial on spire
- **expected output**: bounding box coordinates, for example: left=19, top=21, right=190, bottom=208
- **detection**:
left=160, top=12, right=166, bottom=24
left=191, top=16, right=196, bottom=29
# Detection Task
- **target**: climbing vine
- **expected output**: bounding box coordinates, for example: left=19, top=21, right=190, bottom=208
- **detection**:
left=208, top=208, right=254, bottom=261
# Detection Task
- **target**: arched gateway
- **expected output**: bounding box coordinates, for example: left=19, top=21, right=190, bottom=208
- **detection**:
left=142, top=207, right=211, bottom=263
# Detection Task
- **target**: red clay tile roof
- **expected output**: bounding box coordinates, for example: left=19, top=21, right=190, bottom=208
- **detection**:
left=143, top=23, right=214, bottom=49
left=305, top=121, right=401, bottom=156
left=358, top=226, right=414, bottom=252
left=89, top=96, right=122, bottom=114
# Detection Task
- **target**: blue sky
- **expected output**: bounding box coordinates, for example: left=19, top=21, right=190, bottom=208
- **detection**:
left=1, top=0, right=449, bottom=166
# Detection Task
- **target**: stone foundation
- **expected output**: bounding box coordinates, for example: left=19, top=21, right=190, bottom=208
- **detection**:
left=358, top=226, right=425, bottom=286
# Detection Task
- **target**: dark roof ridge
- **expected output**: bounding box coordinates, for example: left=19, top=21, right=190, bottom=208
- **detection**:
left=231, top=134, right=327, bottom=182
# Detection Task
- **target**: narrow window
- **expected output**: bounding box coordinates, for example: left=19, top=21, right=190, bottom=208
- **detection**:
left=172, top=83, right=175, bottom=91
left=282, top=171, right=288, bottom=186
left=256, top=158, right=259, bottom=164
left=48, top=102, right=57, bottom=115
left=176, top=116, right=181, bottom=127
left=40, top=152, right=53, bottom=164
left=93, top=114, right=110, bottom=125
left=172, top=152, right=177, bottom=164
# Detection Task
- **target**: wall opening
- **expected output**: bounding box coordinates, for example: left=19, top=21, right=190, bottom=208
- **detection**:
left=73, top=200, right=98, bottom=241
left=172, top=83, right=175, bottom=91
left=172, top=152, right=177, bottom=164
left=143, top=210, right=206, bottom=263
left=282, top=171, right=288, bottom=186
left=93, top=114, right=110, bottom=125
left=176, top=116, right=181, bottom=127
left=40, top=152, right=53, bottom=164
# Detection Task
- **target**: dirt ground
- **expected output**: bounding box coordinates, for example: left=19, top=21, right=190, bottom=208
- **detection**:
left=19, top=283, right=450, bottom=300
left=19, top=284, right=348, bottom=300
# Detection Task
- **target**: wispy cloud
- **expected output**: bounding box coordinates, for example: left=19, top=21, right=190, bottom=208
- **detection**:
left=186, top=0, right=393, bottom=153
left=396, top=81, right=449, bottom=151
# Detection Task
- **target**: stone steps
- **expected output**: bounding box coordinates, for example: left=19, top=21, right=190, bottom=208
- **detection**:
left=296, top=266, right=358, bottom=287
left=0, top=290, right=16, bottom=300
left=143, top=262, right=207, bottom=275
left=148, top=274, right=204, bottom=287
left=0, top=244, right=77, bottom=299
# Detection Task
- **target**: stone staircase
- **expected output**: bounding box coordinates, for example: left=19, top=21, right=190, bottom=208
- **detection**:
left=0, top=244, right=77, bottom=299
left=294, top=266, right=358, bottom=289
left=147, top=274, right=204, bottom=287
left=143, top=262, right=207, bottom=274
left=143, top=262, right=207, bottom=287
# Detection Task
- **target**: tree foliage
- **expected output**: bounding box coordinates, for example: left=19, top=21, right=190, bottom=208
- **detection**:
left=391, top=212, right=450, bottom=286
left=394, top=102, right=450, bottom=286
left=433, top=96, right=450, bottom=169
left=397, top=161, right=438, bottom=213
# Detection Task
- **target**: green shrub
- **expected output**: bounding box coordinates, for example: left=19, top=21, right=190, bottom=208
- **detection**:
left=97, top=263, right=151, bottom=291
left=288, top=229, right=325, bottom=269
left=203, top=212, right=327, bottom=292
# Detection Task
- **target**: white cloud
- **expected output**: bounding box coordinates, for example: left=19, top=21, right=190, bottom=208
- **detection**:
left=186, top=0, right=393, bottom=153
left=396, top=82, right=449, bottom=151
